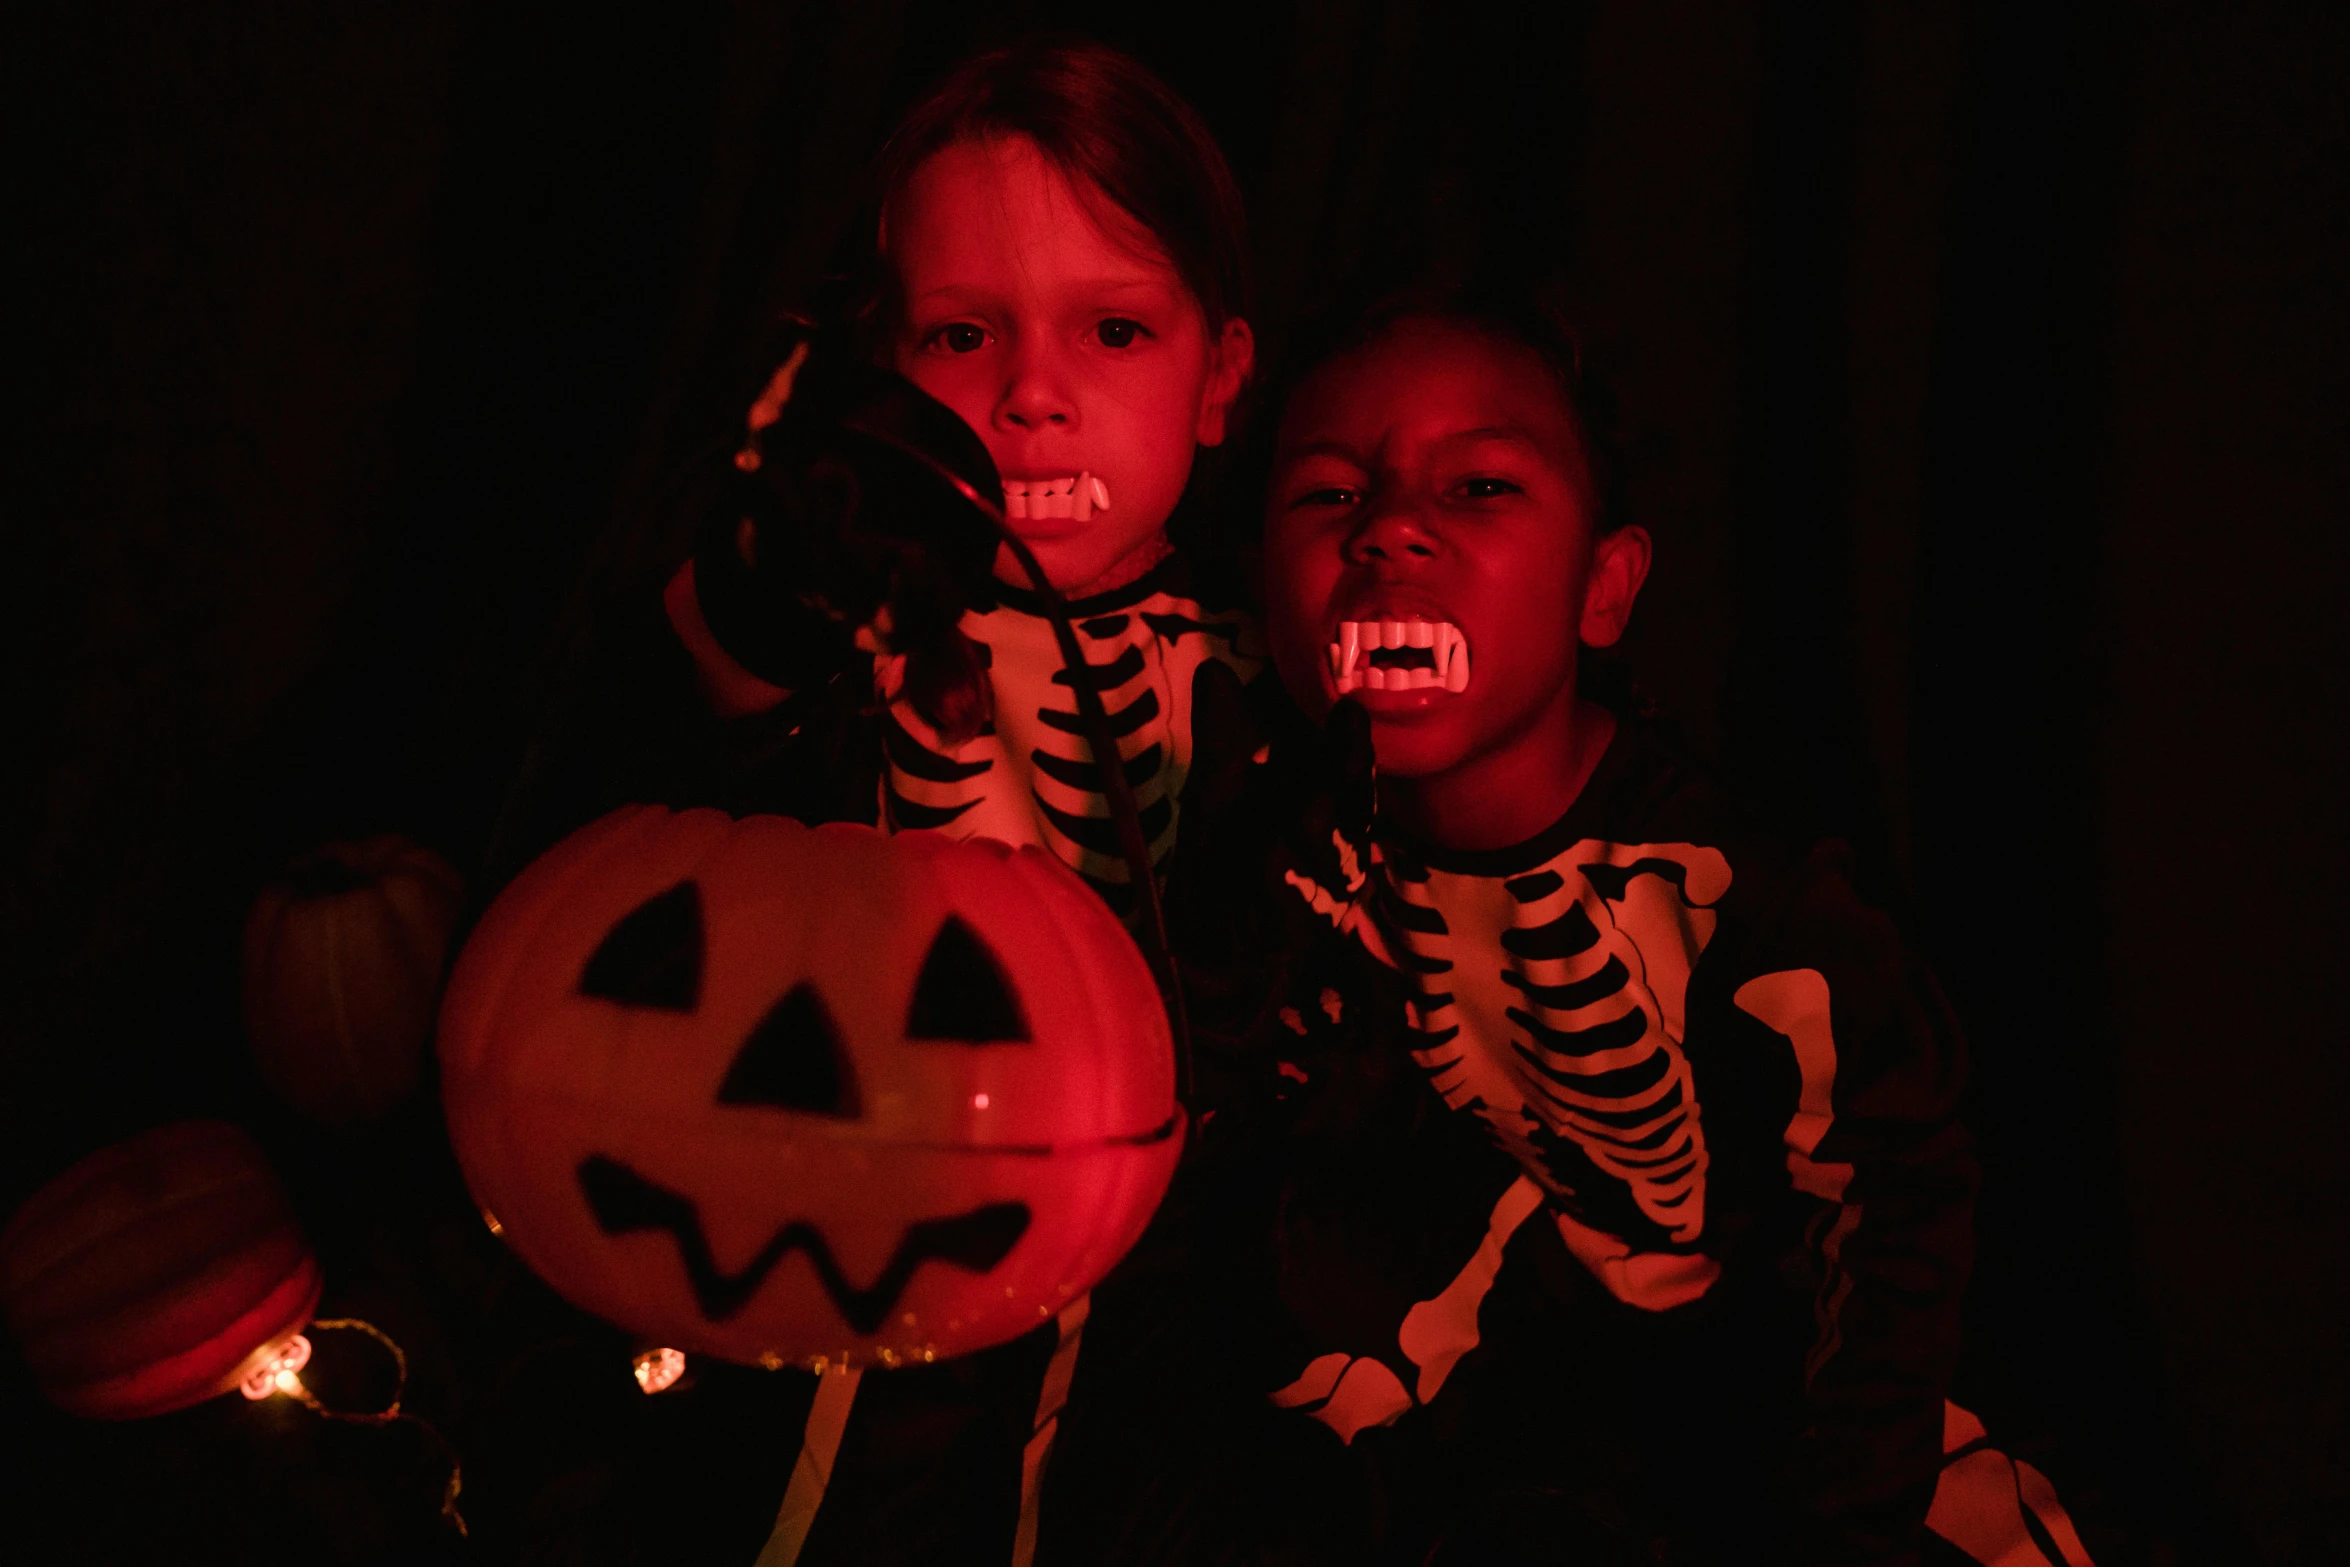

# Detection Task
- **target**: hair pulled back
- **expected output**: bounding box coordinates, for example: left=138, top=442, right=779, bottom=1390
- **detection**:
left=868, top=39, right=1252, bottom=336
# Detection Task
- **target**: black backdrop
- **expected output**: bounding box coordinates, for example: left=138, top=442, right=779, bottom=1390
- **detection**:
left=10, top=3, right=2346, bottom=1561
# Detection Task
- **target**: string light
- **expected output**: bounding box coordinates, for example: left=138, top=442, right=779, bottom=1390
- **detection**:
left=239, top=1334, right=313, bottom=1400
left=632, top=1346, right=687, bottom=1394
left=239, top=1318, right=466, bottom=1536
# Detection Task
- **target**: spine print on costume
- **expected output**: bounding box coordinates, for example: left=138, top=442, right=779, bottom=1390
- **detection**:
left=879, top=564, right=1261, bottom=903
left=1373, top=840, right=1733, bottom=1311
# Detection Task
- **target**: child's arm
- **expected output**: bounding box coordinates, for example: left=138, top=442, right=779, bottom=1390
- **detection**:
left=1729, top=848, right=1977, bottom=1566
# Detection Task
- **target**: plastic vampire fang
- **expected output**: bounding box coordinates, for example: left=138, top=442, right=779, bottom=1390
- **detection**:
left=1327, top=619, right=1470, bottom=695
left=1002, top=474, right=1111, bottom=522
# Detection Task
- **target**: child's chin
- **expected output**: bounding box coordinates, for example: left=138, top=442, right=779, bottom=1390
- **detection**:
left=992, top=537, right=1110, bottom=594
left=1349, top=697, right=1477, bottom=776
left=997, top=528, right=1164, bottom=598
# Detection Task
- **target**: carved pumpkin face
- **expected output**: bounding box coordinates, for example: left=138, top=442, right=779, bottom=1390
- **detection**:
left=439, top=806, right=1180, bottom=1368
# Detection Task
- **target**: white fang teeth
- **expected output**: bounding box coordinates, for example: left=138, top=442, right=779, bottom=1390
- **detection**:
left=1000, top=473, right=1108, bottom=524
left=1327, top=619, right=1470, bottom=697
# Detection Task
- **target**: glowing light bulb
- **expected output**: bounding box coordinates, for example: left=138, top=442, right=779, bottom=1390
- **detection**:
left=240, top=1333, right=313, bottom=1401
left=972, top=1092, right=990, bottom=1109
left=632, top=1346, right=687, bottom=1395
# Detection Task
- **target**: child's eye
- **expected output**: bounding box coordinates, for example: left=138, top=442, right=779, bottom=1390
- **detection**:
left=1456, top=477, right=1523, bottom=500
left=1290, top=486, right=1362, bottom=510
left=1095, top=318, right=1150, bottom=349
left=924, top=322, right=993, bottom=355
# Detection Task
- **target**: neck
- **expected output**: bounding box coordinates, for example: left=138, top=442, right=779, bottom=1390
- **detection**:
left=1382, top=693, right=1618, bottom=854
left=994, top=530, right=1174, bottom=603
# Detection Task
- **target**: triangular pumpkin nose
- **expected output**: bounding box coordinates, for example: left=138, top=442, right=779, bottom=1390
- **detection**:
left=720, top=982, right=860, bottom=1117
left=906, top=916, right=1028, bottom=1042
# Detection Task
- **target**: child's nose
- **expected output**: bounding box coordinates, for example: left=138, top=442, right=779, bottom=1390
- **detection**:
left=1344, top=499, right=1439, bottom=565
left=995, top=343, right=1078, bottom=431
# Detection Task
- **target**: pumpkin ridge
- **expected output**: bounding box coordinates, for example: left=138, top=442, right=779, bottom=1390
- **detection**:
left=20, top=1225, right=309, bottom=1377
left=1, top=1161, right=287, bottom=1296
left=48, top=1255, right=323, bottom=1420
left=321, top=899, right=365, bottom=1102
left=7, top=1198, right=293, bottom=1333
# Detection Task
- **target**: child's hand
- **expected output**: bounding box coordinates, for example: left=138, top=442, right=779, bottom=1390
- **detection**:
left=1271, top=696, right=1377, bottom=904
left=696, top=335, right=1005, bottom=742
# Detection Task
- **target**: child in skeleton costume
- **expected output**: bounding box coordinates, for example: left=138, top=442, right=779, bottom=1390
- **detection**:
left=1138, top=291, right=2101, bottom=1566
left=664, top=80, right=1260, bottom=914
left=629, top=42, right=1275, bottom=1567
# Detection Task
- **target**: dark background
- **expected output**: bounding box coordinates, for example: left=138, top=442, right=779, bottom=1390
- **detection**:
left=8, top=2, right=2345, bottom=1562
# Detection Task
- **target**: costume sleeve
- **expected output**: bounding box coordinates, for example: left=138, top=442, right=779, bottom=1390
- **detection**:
left=1165, top=689, right=1378, bottom=1103
left=1726, top=846, right=1977, bottom=1567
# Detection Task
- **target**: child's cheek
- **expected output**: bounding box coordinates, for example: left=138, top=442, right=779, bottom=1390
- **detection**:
left=1262, top=544, right=1332, bottom=707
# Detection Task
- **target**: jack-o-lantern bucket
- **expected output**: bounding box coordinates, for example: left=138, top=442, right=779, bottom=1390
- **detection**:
left=439, top=806, right=1182, bottom=1370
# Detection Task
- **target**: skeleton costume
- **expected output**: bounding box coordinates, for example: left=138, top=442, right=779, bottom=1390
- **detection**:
left=874, top=561, right=1263, bottom=905
left=1148, top=705, right=2097, bottom=1567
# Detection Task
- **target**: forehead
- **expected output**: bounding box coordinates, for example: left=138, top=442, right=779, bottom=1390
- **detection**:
left=888, top=134, right=1179, bottom=298
left=1277, top=318, right=1584, bottom=469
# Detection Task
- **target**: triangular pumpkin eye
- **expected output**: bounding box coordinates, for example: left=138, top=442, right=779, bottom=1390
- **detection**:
left=719, top=983, right=860, bottom=1117
left=906, top=916, right=1028, bottom=1043
left=581, top=881, right=702, bottom=1010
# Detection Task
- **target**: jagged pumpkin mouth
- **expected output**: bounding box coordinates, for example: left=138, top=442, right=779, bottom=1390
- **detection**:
left=577, top=1155, right=1031, bottom=1332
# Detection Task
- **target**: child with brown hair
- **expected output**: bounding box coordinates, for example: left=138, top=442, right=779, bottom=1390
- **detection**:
left=551, top=39, right=1276, bottom=1566
left=666, top=38, right=1262, bottom=911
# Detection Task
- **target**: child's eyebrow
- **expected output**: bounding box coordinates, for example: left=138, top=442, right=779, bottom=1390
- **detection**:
left=1438, top=424, right=1546, bottom=451
left=908, top=276, right=1178, bottom=311
left=1071, top=275, right=1180, bottom=297
left=1274, top=439, right=1369, bottom=465
left=908, top=283, right=1007, bottom=311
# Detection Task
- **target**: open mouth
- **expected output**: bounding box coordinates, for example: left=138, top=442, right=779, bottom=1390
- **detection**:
left=1328, top=619, right=1470, bottom=695
left=578, top=1154, right=1030, bottom=1332
left=1003, top=474, right=1109, bottom=522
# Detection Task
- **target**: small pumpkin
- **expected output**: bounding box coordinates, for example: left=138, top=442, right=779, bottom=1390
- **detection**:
left=439, top=805, right=1181, bottom=1370
left=0, top=1121, right=322, bottom=1419
left=242, top=835, right=463, bottom=1124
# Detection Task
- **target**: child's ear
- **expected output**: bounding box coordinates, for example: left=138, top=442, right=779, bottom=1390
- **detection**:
left=1578, top=525, right=1653, bottom=648
left=1195, top=318, right=1256, bottom=448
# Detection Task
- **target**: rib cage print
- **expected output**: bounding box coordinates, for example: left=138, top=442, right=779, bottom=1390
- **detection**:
left=1380, top=840, right=1732, bottom=1249
left=879, top=576, right=1259, bottom=901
